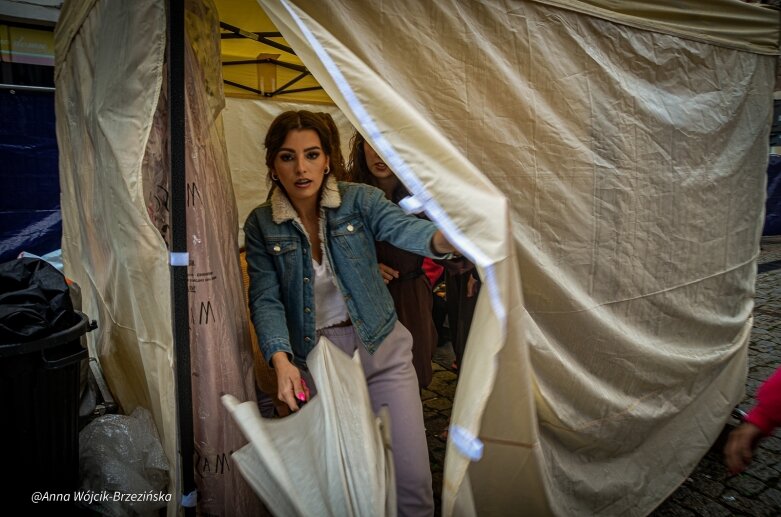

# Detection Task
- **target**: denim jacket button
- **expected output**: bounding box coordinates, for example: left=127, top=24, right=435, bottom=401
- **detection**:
left=346, top=224, right=354, bottom=232
left=304, top=307, right=311, bottom=313
left=273, top=244, right=281, bottom=252
left=304, top=336, right=311, bottom=342
left=303, top=277, right=310, bottom=283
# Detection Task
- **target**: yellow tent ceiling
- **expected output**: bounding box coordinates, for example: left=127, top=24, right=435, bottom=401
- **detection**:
left=217, top=0, right=332, bottom=103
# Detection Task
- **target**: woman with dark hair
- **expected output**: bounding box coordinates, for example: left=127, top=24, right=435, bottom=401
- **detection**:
left=348, top=131, right=439, bottom=390
left=245, top=111, right=454, bottom=516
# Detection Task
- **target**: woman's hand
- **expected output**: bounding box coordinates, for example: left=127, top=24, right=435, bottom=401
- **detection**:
left=271, top=351, right=310, bottom=411
left=724, top=422, right=763, bottom=474
left=379, top=263, right=400, bottom=284
left=431, top=230, right=457, bottom=255
left=467, top=273, right=479, bottom=298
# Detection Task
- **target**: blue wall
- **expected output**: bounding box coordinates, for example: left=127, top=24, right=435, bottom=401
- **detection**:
left=764, top=154, right=781, bottom=237
left=0, top=89, right=61, bottom=262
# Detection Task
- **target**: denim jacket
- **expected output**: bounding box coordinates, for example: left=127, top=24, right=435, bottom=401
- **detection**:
left=244, top=176, right=445, bottom=367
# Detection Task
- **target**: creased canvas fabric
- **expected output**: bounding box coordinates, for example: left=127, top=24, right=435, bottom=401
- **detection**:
left=258, top=0, right=776, bottom=514
left=54, top=0, right=178, bottom=513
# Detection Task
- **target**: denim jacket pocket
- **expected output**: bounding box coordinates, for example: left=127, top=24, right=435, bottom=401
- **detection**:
left=330, top=216, right=373, bottom=260
left=265, top=238, right=299, bottom=283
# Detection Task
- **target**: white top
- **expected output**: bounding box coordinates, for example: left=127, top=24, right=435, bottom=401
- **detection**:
left=312, top=256, right=349, bottom=329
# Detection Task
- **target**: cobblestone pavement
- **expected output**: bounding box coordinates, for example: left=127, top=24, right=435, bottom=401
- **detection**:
left=424, top=239, right=781, bottom=515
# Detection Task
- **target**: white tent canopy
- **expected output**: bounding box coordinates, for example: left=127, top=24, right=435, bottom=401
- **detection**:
left=54, top=0, right=780, bottom=515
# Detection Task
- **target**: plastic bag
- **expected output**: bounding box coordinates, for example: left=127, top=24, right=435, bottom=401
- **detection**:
left=0, top=257, right=77, bottom=343
left=78, top=407, right=170, bottom=516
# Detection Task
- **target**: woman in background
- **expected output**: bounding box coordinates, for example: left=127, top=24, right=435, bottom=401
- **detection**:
left=725, top=366, right=781, bottom=474
left=348, top=132, right=439, bottom=390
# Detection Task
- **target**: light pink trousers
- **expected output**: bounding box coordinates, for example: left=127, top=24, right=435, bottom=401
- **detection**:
left=308, top=321, right=435, bottom=517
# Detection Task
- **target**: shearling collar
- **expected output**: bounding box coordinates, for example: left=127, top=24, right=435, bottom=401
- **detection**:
left=270, top=174, right=341, bottom=224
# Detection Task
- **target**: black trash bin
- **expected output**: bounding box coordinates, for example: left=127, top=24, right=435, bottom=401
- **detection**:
left=0, top=309, right=95, bottom=504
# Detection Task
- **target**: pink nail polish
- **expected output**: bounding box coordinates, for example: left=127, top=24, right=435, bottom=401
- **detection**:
left=296, top=392, right=306, bottom=402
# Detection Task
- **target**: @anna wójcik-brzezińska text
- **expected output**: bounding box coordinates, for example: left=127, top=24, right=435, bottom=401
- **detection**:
left=31, top=490, right=172, bottom=505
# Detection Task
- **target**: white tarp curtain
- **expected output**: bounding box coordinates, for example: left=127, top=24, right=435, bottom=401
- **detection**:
left=223, top=337, right=396, bottom=516
left=56, top=0, right=262, bottom=514
left=222, top=97, right=355, bottom=244
left=259, top=0, right=778, bottom=515
left=539, top=0, right=780, bottom=56
left=54, top=1, right=180, bottom=514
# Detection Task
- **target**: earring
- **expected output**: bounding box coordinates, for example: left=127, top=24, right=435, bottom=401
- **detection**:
left=324, top=166, right=330, bottom=175
left=271, top=172, right=279, bottom=181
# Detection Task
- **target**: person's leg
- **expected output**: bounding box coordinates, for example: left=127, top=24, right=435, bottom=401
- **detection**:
left=445, top=270, right=463, bottom=370
left=356, top=322, right=434, bottom=517
left=432, top=290, right=449, bottom=347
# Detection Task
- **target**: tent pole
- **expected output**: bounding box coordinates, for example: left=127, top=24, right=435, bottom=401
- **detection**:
left=272, top=71, right=310, bottom=95
left=219, top=21, right=296, bottom=55
left=168, top=0, right=195, bottom=513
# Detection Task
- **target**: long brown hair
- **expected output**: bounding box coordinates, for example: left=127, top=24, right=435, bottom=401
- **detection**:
left=264, top=110, right=347, bottom=191
left=347, top=131, right=409, bottom=202
left=318, top=112, right=347, bottom=181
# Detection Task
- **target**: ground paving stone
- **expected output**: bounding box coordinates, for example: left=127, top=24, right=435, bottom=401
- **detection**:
left=425, top=416, right=450, bottom=436
left=759, top=436, right=781, bottom=453
left=725, top=474, right=767, bottom=497
left=423, top=409, right=438, bottom=421
left=719, top=489, right=777, bottom=517
left=749, top=366, right=778, bottom=381
left=653, top=500, right=697, bottom=517
left=696, top=457, right=730, bottom=479
left=677, top=489, right=732, bottom=517
left=744, top=464, right=781, bottom=483
left=759, top=487, right=781, bottom=509
left=668, top=485, right=697, bottom=504
left=423, top=397, right=453, bottom=411
left=425, top=240, right=781, bottom=515
left=689, top=476, right=723, bottom=498
left=421, top=389, right=436, bottom=401
left=426, top=434, right=447, bottom=456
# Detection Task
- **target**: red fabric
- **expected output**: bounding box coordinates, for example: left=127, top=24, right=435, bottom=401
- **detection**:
left=746, top=366, right=781, bottom=435
left=422, top=258, right=443, bottom=286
